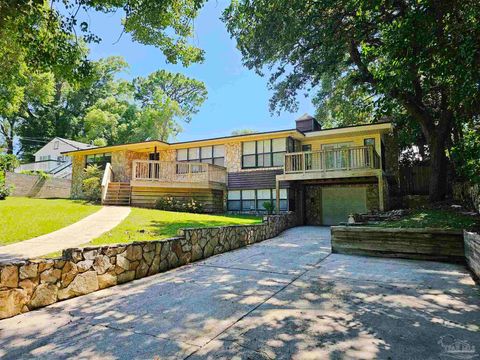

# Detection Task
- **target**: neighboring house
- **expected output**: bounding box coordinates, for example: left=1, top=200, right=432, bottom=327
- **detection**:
left=64, top=115, right=396, bottom=225
left=16, top=138, right=95, bottom=179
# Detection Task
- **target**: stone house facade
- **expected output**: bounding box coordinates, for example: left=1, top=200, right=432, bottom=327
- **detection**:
left=65, top=115, right=395, bottom=225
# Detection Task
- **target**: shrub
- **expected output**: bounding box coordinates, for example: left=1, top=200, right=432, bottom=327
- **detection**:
left=0, top=154, right=19, bottom=173
left=262, top=201, right=275, bottom=215
left=19, top=170, right=51, bottom=179
left=82, top=165, right=102, bottom=202
left=0, top=154, right=17, bottom=200
left=155, top=196, right=204, bottom=213
left=0, top=173, right=11, bottom=200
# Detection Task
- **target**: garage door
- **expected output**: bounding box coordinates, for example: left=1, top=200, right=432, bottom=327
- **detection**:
left=321, top=187, right=367, bottom=225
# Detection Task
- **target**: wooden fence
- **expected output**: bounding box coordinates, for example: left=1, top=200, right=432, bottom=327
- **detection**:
left=399, top=165, right=431, bottom=195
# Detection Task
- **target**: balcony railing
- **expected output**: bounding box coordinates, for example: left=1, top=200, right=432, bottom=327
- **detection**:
left=284, top=145, right=380, bottom=174
left=132, top=160, right=227, bottom=184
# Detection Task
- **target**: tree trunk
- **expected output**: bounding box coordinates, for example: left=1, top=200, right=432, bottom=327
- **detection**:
left=427, top=132, right=449, bottom=201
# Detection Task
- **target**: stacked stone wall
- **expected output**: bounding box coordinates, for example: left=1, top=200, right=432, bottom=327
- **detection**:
left=0, top=213, right=299, bottom=319
left=6, top=172, right=71, bottom=198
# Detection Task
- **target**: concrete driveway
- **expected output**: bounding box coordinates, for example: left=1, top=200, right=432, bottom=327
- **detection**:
left=0, top=226, right=478, bottom=359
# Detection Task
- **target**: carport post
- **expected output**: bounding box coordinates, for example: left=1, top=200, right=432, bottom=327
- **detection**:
left=275, top=180, right=280, bottom=214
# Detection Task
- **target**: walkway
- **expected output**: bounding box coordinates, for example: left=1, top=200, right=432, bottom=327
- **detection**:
left=0, top=206, right=131, bottom=261
left=0, top=227, right=478, bottom=359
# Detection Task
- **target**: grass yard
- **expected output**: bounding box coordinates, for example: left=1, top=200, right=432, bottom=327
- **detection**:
left=0, top=197, right=101, bottom=245
left=91, top=207, right=262, bottom=245
left=373, top=209, right=479, bottom=230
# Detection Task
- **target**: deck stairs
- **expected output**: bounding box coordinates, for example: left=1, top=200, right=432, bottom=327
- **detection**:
left=103, top=182, right=131, bottom=206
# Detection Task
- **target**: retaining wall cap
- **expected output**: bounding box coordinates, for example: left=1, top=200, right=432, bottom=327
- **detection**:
left=332, top=226, right=463, bottom=235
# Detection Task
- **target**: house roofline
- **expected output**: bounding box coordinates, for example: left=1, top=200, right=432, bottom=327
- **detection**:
left=62, top=122, right=393, bottom=156
left=62, top=129, right=304, bottom=156
left=35, top=137, right=94, bottom=156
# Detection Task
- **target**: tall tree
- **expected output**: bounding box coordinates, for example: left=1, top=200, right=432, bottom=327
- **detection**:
left=17, top=58, right=208, bottom=155
left=133, top=70, right=208, bottom=123
left=17, top=56, right=129, bottom=159
left=1, top=72, right=56, bottom=154
left=1, top=0, right=206, bottom=155
left=224, top=0, right=480, bottom=201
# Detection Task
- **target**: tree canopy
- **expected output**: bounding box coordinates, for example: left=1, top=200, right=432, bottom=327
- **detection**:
left=0, top=0, right=207, bottom=156
left=224, top=0, right=480, bottom=199
left=15, top=57, right=207, bottom=160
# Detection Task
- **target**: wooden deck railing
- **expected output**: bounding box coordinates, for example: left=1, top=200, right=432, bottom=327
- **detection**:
left=284, top=145, right=380, bottom=174
left=101, top=162, right=114, bottom=204
left=132, top=160, right=227, bottom=184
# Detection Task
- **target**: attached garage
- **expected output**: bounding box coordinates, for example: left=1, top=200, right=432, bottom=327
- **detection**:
left=304, top=184, right=370, bottom=225
left=321, top=187, right=367, bottom=225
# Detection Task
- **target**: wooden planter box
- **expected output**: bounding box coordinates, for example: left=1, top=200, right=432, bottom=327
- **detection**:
left=331, top=226, right=464, bottom=263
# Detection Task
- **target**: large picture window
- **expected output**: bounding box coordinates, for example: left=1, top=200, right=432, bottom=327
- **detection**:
left=227, top=189, right=288, bottom=212
left=242, top=139, right=286, bottom=169
left=177, top=145, right=225, bottom=166
left=85, top=153, right=111, bottom=169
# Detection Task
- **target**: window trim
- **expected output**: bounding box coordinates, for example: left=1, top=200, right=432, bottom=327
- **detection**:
left=85, top=153, right=112, bottom=169
left=241, top=139, right=287, bottom=169
left=227, top=189, right=288, bottom=212
left=364, top=138, right=375, bottom=147
left=177, top=145, right=225, bottom=166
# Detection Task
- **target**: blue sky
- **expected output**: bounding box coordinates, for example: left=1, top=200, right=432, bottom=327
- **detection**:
left=82, top=0, right=315, bottom=142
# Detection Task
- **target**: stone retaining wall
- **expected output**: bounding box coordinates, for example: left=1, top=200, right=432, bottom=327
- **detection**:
left=464, top=231, right=480, bottom=280
left=0, top=213, right=299, bottom=319
left=6, top=172, right=71, bottom=198
left=331, top=226, right=464, bottom=263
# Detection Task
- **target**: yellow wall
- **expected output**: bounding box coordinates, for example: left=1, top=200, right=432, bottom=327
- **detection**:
left=300, top=133, right=383, bottom=159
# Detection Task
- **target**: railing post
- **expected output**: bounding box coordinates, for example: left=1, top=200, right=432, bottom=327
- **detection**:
left=368, top=145, right=375, bottom=169
left=303, top=153, right=306, bottom=174
left=346, top=149, right=350, bottom=170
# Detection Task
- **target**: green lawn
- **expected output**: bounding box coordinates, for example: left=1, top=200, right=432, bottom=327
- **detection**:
left=372, top=209, right=479, bottom=230
left=91, top=207, right=262, bottom=245
left=0, top=197, right=101, bottom=245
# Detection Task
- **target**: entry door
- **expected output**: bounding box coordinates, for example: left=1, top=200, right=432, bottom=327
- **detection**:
left=321, top=187, right=367, bottom=225
left=149, top=153, right=160, bottom=179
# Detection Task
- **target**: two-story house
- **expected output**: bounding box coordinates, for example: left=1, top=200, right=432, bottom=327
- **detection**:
left=64, top=115, right=394, bottom=225
left=16, top=137, right=95, bottom=179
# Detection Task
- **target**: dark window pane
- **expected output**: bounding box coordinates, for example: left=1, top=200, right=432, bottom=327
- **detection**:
left=364, top=138, right=375, bottom=146
left=213, top=157, right=224, bottom=167
left=280, top=200, right=288, bottom=211
left=263, top=154, right=272, bottom=167
left=241, top=200, right=256, bottom=211
left=243, top=155, right=256, bottom=167
left=241, top=190, right=255, bottom=200
left=228, top=200, right=241, bottom=211
left=272, top=152, right=285, bottom=166
left=256, top=154, right=264, bottom=167
left=257, top=200, right=273, bottom=211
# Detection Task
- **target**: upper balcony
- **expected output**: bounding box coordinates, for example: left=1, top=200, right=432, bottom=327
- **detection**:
left=131, top=160, right=227, bottom=190
left=277, top=145, right=382, bottom=182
